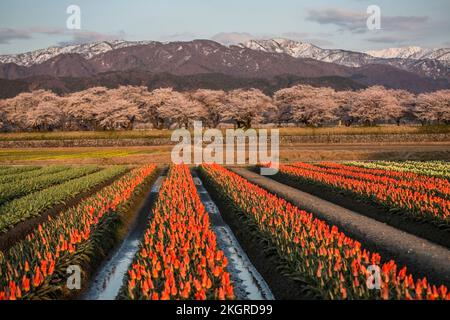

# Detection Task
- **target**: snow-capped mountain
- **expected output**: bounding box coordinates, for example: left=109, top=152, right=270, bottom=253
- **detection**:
left=239, top=39, right=450, bottom=79
left=1, top=38, right=448, bottom=80
left=366, top=46, right=450, bottom=67
left=241, top=39, right=322, bottom=60
left=366, top=46, right=432, bottom=59
left=239, top=38, right=374, bottom=68
left=0, top=39, right=448, bottom=95
left=0, top=40, right=155, bottom=67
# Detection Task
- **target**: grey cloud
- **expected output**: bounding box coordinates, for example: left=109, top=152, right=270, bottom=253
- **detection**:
left=58, top=30, right=126, bottom=46
left=0, top=28, right=32, bottom=44
left=279, top=32, right=309, bottom=40
left=0, top=27, right=127, bottom=46
left=304, top=38, right=334, bottom=47
left=307, top=8, right=429, bottom=33
left=28, top=27, right=65, bottom=35
left=210, top=32, right=255, bottom=45
left=365, top=35, right=409, bottom=44
left=161, top=32, right=198, bottom=42
left=384, top=16, right=429, bottom=31
left=307, top=8, right=368, bottom=33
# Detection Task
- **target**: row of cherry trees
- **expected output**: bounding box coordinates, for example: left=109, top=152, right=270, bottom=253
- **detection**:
left=0, top=85, right=448, bottom=132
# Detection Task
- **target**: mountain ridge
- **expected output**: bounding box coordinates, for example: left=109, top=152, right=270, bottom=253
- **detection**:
left=366, top=46, right=450, bottom=65
left=0, top=39, right=448, bottom=95
left=2, top=38, right=449, bottom=79
left=238, top=39, right=450, bottom=80
left=0, top=40, right=156, bottom=67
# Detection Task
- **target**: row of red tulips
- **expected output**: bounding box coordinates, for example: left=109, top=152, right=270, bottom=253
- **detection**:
left=123, top=165, right=234, bottom=300
left=277, top=163, right=450, bottom=225
left=299, top=162, right=450, bottom=199
left=0, top=164, right=157, bottom=300
left=200, top=164, right=449, bottom=300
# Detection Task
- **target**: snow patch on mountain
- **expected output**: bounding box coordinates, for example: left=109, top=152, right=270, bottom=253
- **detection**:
left=366, top=46, right=450, bottom=67
left=0, top=40, right=155, bottom=66
left=239, top=39, right=450, bottom=79
left=239, top=39, right=376, bottom=68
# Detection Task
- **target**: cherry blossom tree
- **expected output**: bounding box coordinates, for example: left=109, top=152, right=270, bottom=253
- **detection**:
left=62, top=87, right=110, bottom=130
left=190, top=89, right=227, bottom=128
left=348, top=86, right=399, bottom=126
left=333, top=90, right=357, bottom=126
left=25, top=101, right=63, bottom=131
left=386, top=89, right=414, bottom=126
left=1, top=90, right=62, bottom=131
left=413, top=90, right=450, bottom=125
left=224, top=89, right=274, bottom=128
left=137, top=88, right=174, bottom=129
left=0, top=101, right=7, bottom=132
left=157, top=90, right=208, bottom=128
left=0, top=85, right=448, bottom=132
left=274, top=85, right=338, bottom=126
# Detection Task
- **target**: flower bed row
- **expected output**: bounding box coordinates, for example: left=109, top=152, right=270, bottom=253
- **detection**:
left=0, top=166, right=129, bottom=233
left=200, top=164, right=449, bottom=300
left=0, top=165, right=69, bottom=185
left=0, top=166, right=39, bottom=176
left=0, top=164, right=157, bottom=300
left=292, top=162, right=450, bottom=200
left=123, top=164, right=234, bottom=300
left=278, top=163, right=450, bottom=226
left=347, top=161, right=450, bottom=179
left=0, top=165, right=100, bottom=205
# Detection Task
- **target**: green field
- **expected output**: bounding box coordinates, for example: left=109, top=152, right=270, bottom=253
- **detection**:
left=0, top=149, right=156, bottom=161
left=0, top=165, right=128, bottom=233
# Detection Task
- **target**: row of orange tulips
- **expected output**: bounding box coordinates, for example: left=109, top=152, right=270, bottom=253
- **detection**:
left=200, top=164, right=449, bottom=300
left=300, top=162, right=450, bottom=199
left=277, top=163, right=450, bottom=225
left=123, top=165, right=234, bottom=300
left=0, top=164, right=157, bottom=300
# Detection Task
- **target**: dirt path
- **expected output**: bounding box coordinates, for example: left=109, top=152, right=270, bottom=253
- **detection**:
left=199, top=168, right=321, bottom=300
left=230, top=168, right=450, bottom=287
left=192, top=171, right=274, bottom=300
left=81, top=174, right=166, bottom=300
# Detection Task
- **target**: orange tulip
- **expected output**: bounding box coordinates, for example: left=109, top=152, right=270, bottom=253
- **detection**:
left=22, top=276, right=30, bottom=293
left=123, top=165, right=234, bottom=300
left=201, top=163, right=449, bottom=301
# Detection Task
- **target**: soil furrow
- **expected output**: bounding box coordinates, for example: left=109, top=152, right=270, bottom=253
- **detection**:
left=191, top=171, right=274, bottom=300
left=81, top=173, right=165, bottom=300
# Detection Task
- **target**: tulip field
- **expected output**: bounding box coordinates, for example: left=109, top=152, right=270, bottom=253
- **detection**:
left=273, top=162, right=450, bottom=227
left=199, top=164, right=449, bottom=300
left=0, top=164, right=157, bottom=299
left=0, top=161, right=449, bottom=300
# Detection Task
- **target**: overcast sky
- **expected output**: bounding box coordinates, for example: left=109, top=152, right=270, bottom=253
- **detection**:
left=0, top=0, right=449, bottom=54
